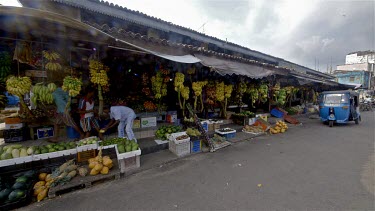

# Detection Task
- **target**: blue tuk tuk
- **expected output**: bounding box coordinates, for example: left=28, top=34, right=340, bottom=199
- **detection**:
left=319, top=90, right=360, bottom=127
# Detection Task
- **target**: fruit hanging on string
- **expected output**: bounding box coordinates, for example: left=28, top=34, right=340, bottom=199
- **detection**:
left=235, top=79, right=247, bottom=108
left=43, top=51, right=62, bottom=71
left=272, top=83, right=287, bottom=106
left=6, top=76, right=33, bottom=118
left=258, top=84, right=268, bottom=103
left=246, top=84, right=258, bottom=107
left=31, top=83, right=57, bottom=106
left=62, top=76, right=82, bottom=112
left=174, top=72, right=185, bottom=109
left=181, top=85, right=190, bottom=116
left=187, top=67, right=196, bottom=82
left=192, top=81, right=207, bottom=111
left=151, top=71, right=169, bottom=113
left=205, top=81, right=216, bottom=106
left=89, top=60, right=110, bottom=115
left=223, top=84, right=233, bottom=118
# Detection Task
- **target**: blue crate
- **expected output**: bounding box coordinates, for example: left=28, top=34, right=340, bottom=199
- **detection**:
left=216, top=129, right=236, bottom=139
left=271, top=108, right=284, bottom=118
left=190, top=139, right=202, bottom=153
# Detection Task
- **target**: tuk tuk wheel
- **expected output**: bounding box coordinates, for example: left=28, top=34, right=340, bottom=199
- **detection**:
left=329, top=120, right=333, bottom=127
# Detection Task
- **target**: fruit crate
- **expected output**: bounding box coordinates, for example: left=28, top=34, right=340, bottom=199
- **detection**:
left=190, top=139, right=202, bottom=153
left=167, top=132, right=190, bottom=144
left=215, top=128, right=236, bottom=139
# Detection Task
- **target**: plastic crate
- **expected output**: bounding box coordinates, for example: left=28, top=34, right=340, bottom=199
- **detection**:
left=215, top=128, right=236, bottom=139
left=271, top=108, right=284, bottom=118
left=169, top=139, right=190, bottom=157
left=167, top=132, right=190, bottom=144
left=190, top=139, right=202, bottom=153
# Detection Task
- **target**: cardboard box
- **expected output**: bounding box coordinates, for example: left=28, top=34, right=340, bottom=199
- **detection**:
left=37, top=127, right=54, bottom=139
left=5, top=123, right=24, bottom=130
left=133, top=119, right=141, bottom=129
left=166, top=114, right=177, bottom=123
left=141, top=117, right=157, bottom=128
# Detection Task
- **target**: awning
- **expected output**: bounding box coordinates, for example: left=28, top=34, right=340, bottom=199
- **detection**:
left=0, top=6, right=200, bottom=64
left=195, top=54, right=275, bottom=79
left=0, top=6, right=115, bottom=43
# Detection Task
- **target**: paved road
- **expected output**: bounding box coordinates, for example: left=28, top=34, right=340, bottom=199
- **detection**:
left=22, top=112, right=375, bottom=211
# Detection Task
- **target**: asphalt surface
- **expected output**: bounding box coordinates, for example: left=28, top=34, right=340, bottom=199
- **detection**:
left=22, top=112, right=375, bottom=211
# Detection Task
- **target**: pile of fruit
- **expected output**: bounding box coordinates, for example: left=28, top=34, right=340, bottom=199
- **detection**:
left=155, top=125, right=182, bottom=140
left=232, top=111, right=255, bottom=118
left=43, top=51, right=62, bottom=71
left=34, top=142, right=77, bottom=154
left=62, top=76, right=82, bottom=97
left=175, top=134, right=189, bottom=141
left=89, top=60, right=109, bottom=87
left=77, top=137, right=98, bottom=147
left=210, top=134, right=226, bottom=143
left=0, top=170, right=36, bottom=205
left=0, top=144, right=34, bottom=160
left=6, top=76, right=32, bottom=97
left=217, top=128, right=235, bottom=133
left=0, top=142, right=80, bottom=160
left=88, top=150, right=113, bottom=175
left=270, top=120, right=288, bottom=134
left=243, top=125, right=264, bottom=134
left=31, top=83, right=57, bottom=106
left=144, top=101, right=157, bottom=111
left=186, top=128, right=201, bottom=137
left=192, top=81, right=207, bottom=111
left=99, top=137, right=139, bottom=153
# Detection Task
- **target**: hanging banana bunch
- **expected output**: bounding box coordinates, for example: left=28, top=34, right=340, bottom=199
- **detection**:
left=236, top=79, right=247, bottom=108
left=246, top=84, right=259, bottom=108
left=223, top=84, right=233, bottom=118
left=192, top=81, right=207, bottom=111
left=6, top=76, right=33, bottom=118
left=174, top=72, right=185, bottom=109
left=89, top=59, right=110, bottom=115
left=31, top=83, right=57, bottom=106
left=43, top=51, right=62, bottom=71
left=258, top=84, right=269, bottom=103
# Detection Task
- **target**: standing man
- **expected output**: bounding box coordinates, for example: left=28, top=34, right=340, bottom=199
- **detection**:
left=51, top=84, right=84, bottom=142
left=78, top=88, right=103, bottom=140
left=101, top=101, right=137, bottom=142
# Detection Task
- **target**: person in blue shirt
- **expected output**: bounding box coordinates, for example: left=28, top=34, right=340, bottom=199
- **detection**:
left=51, top=85, right=84, bottom=142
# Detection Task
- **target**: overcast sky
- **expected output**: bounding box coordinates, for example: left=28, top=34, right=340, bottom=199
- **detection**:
left=1, top=0, right=374, bottom=72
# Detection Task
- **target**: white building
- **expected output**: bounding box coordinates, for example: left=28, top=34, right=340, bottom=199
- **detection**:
left=336, top=51, right=375, bottom=89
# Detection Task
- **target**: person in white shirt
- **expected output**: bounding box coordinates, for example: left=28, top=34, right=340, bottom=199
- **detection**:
left=101, top=103, right=137, bottom=142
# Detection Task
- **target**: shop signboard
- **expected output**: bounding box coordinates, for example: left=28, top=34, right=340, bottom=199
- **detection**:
left=141, top=117, right=157, bottom=128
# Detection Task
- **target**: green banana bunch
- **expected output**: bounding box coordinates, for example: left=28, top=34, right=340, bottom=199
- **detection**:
left=31, top=84, right=55, bottom=105
left=6, top=76, right=32, bottom=97
left=62, top=76, right=82, bottom=97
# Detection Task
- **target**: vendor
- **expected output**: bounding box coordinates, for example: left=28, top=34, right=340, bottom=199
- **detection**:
left=101, top=100, right=137, bottom=142
left=51, top=83, right=84, bottom=142
left=78, top=88, right=103, bottom=140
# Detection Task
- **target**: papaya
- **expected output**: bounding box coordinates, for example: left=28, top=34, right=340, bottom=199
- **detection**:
left=34, top=181, right=46, bottom=189
left=100, top=166, right=109, bottom=175
left=90, top=168, right=99, bottom=176
left=93, top=163, right=103, bottom=172
left=103, top=157, right=113, bottom=167
left=88, top=161, right=98, bottom=169
left=39, top=173, right=48, bottom=181
left=45, top=174, right=52, bottom=182
left=33, top=186, right=45, bottom=196
left=37, top=188, right=48, bottom=202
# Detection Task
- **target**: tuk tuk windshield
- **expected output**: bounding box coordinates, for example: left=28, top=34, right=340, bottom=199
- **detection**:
left=324, top=94, right=349, bottom=105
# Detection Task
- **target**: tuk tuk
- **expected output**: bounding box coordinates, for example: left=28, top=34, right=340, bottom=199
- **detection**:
left=319, top=90, right=360, bottom=127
